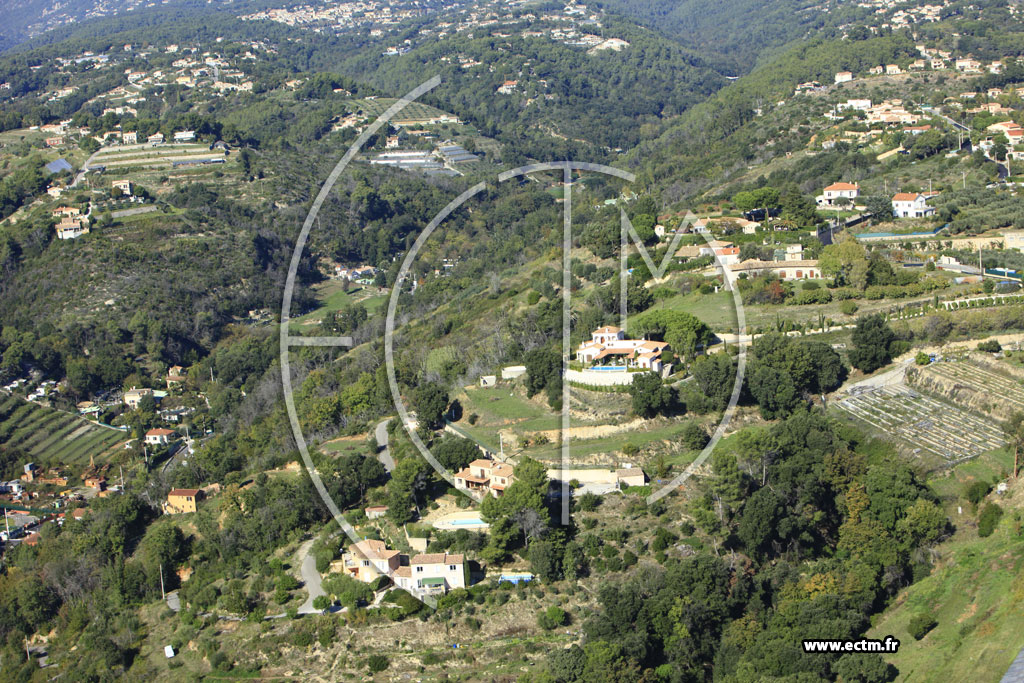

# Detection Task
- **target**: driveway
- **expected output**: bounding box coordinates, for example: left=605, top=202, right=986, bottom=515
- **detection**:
left=375, top=418, right=395, bottom=473
left=296, top=538, right=326, bottom=615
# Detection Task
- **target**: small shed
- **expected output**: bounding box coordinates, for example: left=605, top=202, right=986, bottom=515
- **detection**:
left=480, top=375, right=497, bottom=387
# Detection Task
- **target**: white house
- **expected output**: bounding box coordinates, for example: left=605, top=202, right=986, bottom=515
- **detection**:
left=816, top=182, right=859, bottom=207
left=834, top=71, right=853, bottom=84
left=394, top=552, right=466, bottom=598
left=144, top=428, right=175, bottom=446
left=892, top=192, right=936, bottom=218
left=122, top=131, right=138, bottom=144
left=147, top=132, right=165, bottom=145
left=173, top=130, right=196, bottom=142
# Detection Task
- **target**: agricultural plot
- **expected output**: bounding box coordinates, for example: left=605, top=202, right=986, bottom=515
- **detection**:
left=912, top=359, right=1024, bottom=417
left=835, top=385, right=1005, bottom=464
left=0, top=393, right=127, bottom=467
left=91, top=143, right=227, bottom=170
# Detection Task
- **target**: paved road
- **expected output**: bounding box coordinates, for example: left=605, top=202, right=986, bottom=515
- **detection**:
left=111, top=205, right=158, bottom=219
left=375, top=418, right=395, bottom=473
left=70, top=148, right=103, bottom=187
left=296, top=538, right=326, bottom=615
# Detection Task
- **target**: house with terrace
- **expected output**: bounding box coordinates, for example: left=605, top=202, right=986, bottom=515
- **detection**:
left=394, top=552, right=467, bottom=598
left=453, top=459, right=515, bottom=498
left=576, top=326, right=671, bottom=373
left=341, top=539, right=401, bottom=583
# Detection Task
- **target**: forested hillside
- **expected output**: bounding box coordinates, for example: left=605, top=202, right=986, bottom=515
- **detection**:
left=595, top=0, right=870, bottom=74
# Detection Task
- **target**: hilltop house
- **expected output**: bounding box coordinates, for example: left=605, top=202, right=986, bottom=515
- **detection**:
left=394, top=552, right=467, bottom=598
left=454, top=459, right=515, bottom=498
left=892, top=192, right=936, bottom=218
left=816, top=182, right=860, bottom=207
left=576, top=326, right=671, bottom=373
left=122, top=131, right=138, bottom=144
left=341, top=539, right=401, bottom=583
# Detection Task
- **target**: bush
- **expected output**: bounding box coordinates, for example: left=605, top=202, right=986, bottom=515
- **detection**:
left=680, top=421, right=710, bottom=451
left=367, top=654, right=390, bottom=673
left=978, top=502, right=1004, bottom=537
left=312, top=595, right=331, bottom=611
left=977, top=340, right=1002, bottom=353
left=915, top=351, right=930, bottom=366
left=908, top=613, right=937, bottom=640
left=964, top=480, right=991, bottom=507
left=576, top=492, right=601, bottom=512
left=292, top=630, right=314, bottom=647
left=537, top=606, right=569, bottom=630
left=840, top=300, right=859, bottom=316
left=793, top=288, right=832, bottom=305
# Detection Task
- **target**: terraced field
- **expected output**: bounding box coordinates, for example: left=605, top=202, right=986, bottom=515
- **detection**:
left=835, top=385, right=1005, bottom=464
left=0, top=393, right=127, bottom=467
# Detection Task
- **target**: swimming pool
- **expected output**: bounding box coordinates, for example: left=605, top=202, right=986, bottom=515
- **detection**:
left=587, top=365, right=627, bottom=372
left=448, top=517, right=487, bottom=527
left=499, top=573, right=534, bottom=584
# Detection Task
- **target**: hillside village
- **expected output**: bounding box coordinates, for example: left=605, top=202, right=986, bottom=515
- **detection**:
left=4, top=0, right=1024, bottom=680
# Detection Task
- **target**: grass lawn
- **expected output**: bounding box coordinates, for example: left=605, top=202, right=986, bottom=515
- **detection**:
left=289, top=281, right=388, bottom=331
left=868, top=510, right=1024, bottom=682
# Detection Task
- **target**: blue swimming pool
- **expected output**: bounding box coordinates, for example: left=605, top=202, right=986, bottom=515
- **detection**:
left=499, top=573, right=534, bottom=584
left=448, top=517, right=487, bottom=526
left=588, top=366, right=626, bottom=371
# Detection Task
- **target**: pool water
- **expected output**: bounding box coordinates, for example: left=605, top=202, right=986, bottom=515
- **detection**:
left=449, top=517, right=487, bottom=526
left=587, top=366, right=627, bottom=371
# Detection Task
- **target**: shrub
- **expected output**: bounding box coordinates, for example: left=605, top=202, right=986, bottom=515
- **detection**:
left=312, top=595, right=331, bottom=611
left=367, top=654, right=390, bottom=673
left=577, top=492, right=601, bottom=512
left=964, top=481, right=991, bottom=507
left=978, top=502, right=1004, bottom=537
left=915, top=351, right=930, bottom=366
left=977, top=340, right=1002, bottom=353
left=680, top=422, right=710, bottom=451
left=908, top=613, right=937, bottom=640
left=527, top=291, right=541, bottom=305
left=537, top=606, right=569, bottom=630
left=841, top=300, right=859, bottom=315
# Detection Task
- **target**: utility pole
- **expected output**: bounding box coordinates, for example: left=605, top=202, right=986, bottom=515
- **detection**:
left=159, top=564, right=165, bottom=600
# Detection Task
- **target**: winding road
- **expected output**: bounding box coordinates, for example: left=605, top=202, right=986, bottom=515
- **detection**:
left=296, top=538, right=327, bottom=615
left=375, top=418, right=395, bottom=473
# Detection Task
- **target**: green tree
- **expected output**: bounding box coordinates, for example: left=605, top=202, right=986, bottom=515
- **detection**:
left=630, top=372, right=673, bottom=418
left=849, top=314, right=896, bottom=373
left=412, top=381, right=448, bottom=430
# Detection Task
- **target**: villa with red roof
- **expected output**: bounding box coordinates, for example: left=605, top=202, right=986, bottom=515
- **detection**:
left=816, top=182, right=860, bottom=207
left=892, top=192, right=936, bottom=218
left=454, top=459, right=515, bottom=498
left=342, top=539, right=401, bottom=583
left=576, top=327, right=671, bottom=373
left=394, top=552, right=467, bottom=598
